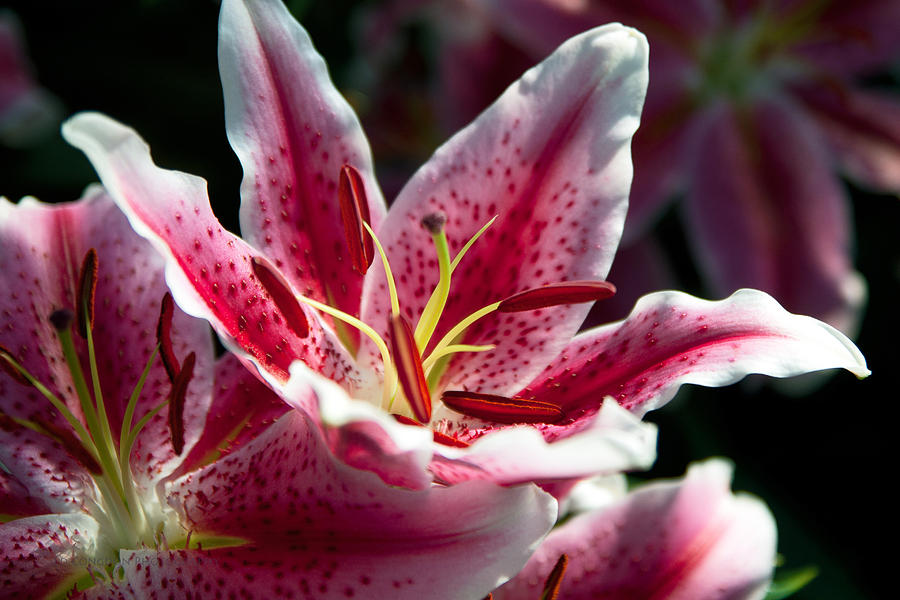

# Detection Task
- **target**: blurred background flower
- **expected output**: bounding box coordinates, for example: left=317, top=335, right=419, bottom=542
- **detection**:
left=0, top=10, right=62, bottom=147
left=1, top=1, right=896, bottom=598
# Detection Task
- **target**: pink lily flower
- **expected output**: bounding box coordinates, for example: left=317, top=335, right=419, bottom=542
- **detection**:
left=369, top=0, right=900, bottom=333
left=0, top=11, right=61, bottom=147
left=0, top=190, right=556, bottom=598
left=494, top=459, right=777, bottom=599
left=61, top=0, right=868, bottom=492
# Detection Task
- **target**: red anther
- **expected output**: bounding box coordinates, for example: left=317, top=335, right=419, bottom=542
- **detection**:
left=156, top=293, right=180, bottom=384
left=432, top=429, right=470, bottom=448
left=391, top=414, right=470, bottom=448
left=497, top=281, right=617, bottom=313
left=168, top=351, right=195, bottom=456
left=339, top=164, right=374, bottom=274
left=32, top=416, right=103, bottom=475
left=49, top=308, right=74, bottom=331
left=540, top=554, right=569, bottom=600
left=441, top=391, right=565, bottom=425
left=76, top=248, right=98, bottom=338
left=250, top=256, right=310, bottom=339
left=0, top=343, right=31, bottom=386
left=389, top=314, right=432, bottom=424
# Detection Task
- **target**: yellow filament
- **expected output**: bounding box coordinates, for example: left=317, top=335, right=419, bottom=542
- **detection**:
left=362, top=221, right=400, bottom=318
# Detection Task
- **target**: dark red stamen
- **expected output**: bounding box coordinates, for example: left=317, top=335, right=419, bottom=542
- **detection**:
left=156, top=293, right=180, bottom=384
left=389, top=314, right=432, bottom=424
left=168, top=351, right=195, bottom=456
left=441, top=391, right=565, bottom=424
left=392, top=414, right=470, bottom=447
left=497, top=281, right=616, bottom=313
left=540, top=554, right=569, bottom=600
left=76, top=248, right=98, bottom=338
left=49, top=308, right=75, bottom=331
left=250, top=256, right=310, bottom=339
left=339, top=164, right=374, bottom=274
left=0, top=343, right=31, bottom=386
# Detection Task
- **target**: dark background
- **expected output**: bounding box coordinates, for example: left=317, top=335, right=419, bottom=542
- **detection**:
left=2, top=1, right=896, bottom=598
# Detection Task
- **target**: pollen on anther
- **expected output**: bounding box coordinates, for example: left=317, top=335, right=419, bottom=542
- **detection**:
left=156, top=293, right=180, bottom=384
left=498, top=281, right=616, bottom=312
left=338, top=164, right=374, bottom=274
left=250, top=256, right=309, bottom=338
left=76, top=248, right=99, bottom=338
left=389, top=314, right=431, bottom=424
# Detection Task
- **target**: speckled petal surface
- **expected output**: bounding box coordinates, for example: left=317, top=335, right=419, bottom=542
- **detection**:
left=684, top=99, right=866, bottom=334
left=0, top=425, right=93, bottom=515
left=428, top=398, right=657, bottom=487
left=0, top=513, right=99, bottom=597
left=162, top=409, right=556, bottom=599
left=168, top=352, right=289, bottom=480
left=361, top=24, right=647, bottom=395
left=493, top=459, right=775, bottom=600
left=220, top=0, right=386, bottom=324
left=518, top=289, right=869, bottom=418
left=62, top=112, right=360, bottom=389
left=0, top=189, right=214, bottom=484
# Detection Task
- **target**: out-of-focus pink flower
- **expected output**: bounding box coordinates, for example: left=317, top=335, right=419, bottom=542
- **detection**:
left=0, top=190, right=555, bottom=599
left=367, top=0, right=900, bottom=334
left=494, top=459, right=777, bottom=600
left=62, top=0, right=868, bottom=495
left=0, top=11, right=61, bottom=147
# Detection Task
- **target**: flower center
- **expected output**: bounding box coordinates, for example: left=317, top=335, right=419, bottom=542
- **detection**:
left=693, top=1, right=824, bottom=103
left=0, top=249, right=188, bottom=581
left=252, top=165, right=617, bottom=428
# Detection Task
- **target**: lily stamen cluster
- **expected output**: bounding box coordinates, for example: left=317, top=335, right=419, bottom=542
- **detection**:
left=251, top=164, right=617, bottom=427
left=0, top=249, right=191, bottom=570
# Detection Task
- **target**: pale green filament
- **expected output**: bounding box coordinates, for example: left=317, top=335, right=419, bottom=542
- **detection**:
left=293, top=293, right=397, bottom=407
left=414, top=228, right=452, bottom=350
left=449, top=215, right=497, bottom=273
left=421, top=343, right=495, bottom=372
left=0, top=349, right=101, bottom=466
left=362, top=221, right=400, bottom=318
left=422, top=301, right=501, bottom=377
left=83, top=309, right=121, bottom=490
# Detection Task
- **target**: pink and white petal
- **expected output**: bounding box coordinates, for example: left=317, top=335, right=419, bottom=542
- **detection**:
left=164, top=409, right=556, bottom=599
left=1, top=470, right=51, bottom=518
left=0, top=512, right=99, bottom=597
left=684, top=98, right=866, bottom=334
left=0, top=188, right=215, bottom=483
left=494, top=459, right=776, bottom=600
left=519, top=289, right=869, bottom=418
left=279, top=361, right=435, bottom=490
left=62, top=112, right=360, bottom=389
left=793, top=84, right=900, bottom=193
left=0, top=426, right=92, bottom=515
left=362, top=24, right=648, bottom=395
left=220, top=0, right=386, bottom=322
left=429, top=398, right=657, bottom=487
left=167, top=352, right=289, bottom=480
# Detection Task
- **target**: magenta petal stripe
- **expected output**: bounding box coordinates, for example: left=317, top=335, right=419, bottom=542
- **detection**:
left=362, top=24, right=648, bottom=395
left=518, top=289, right=869, bottom=417
left=220, top=0, right=386, bottom=321
left=61, top=113, right=360, bottom=388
